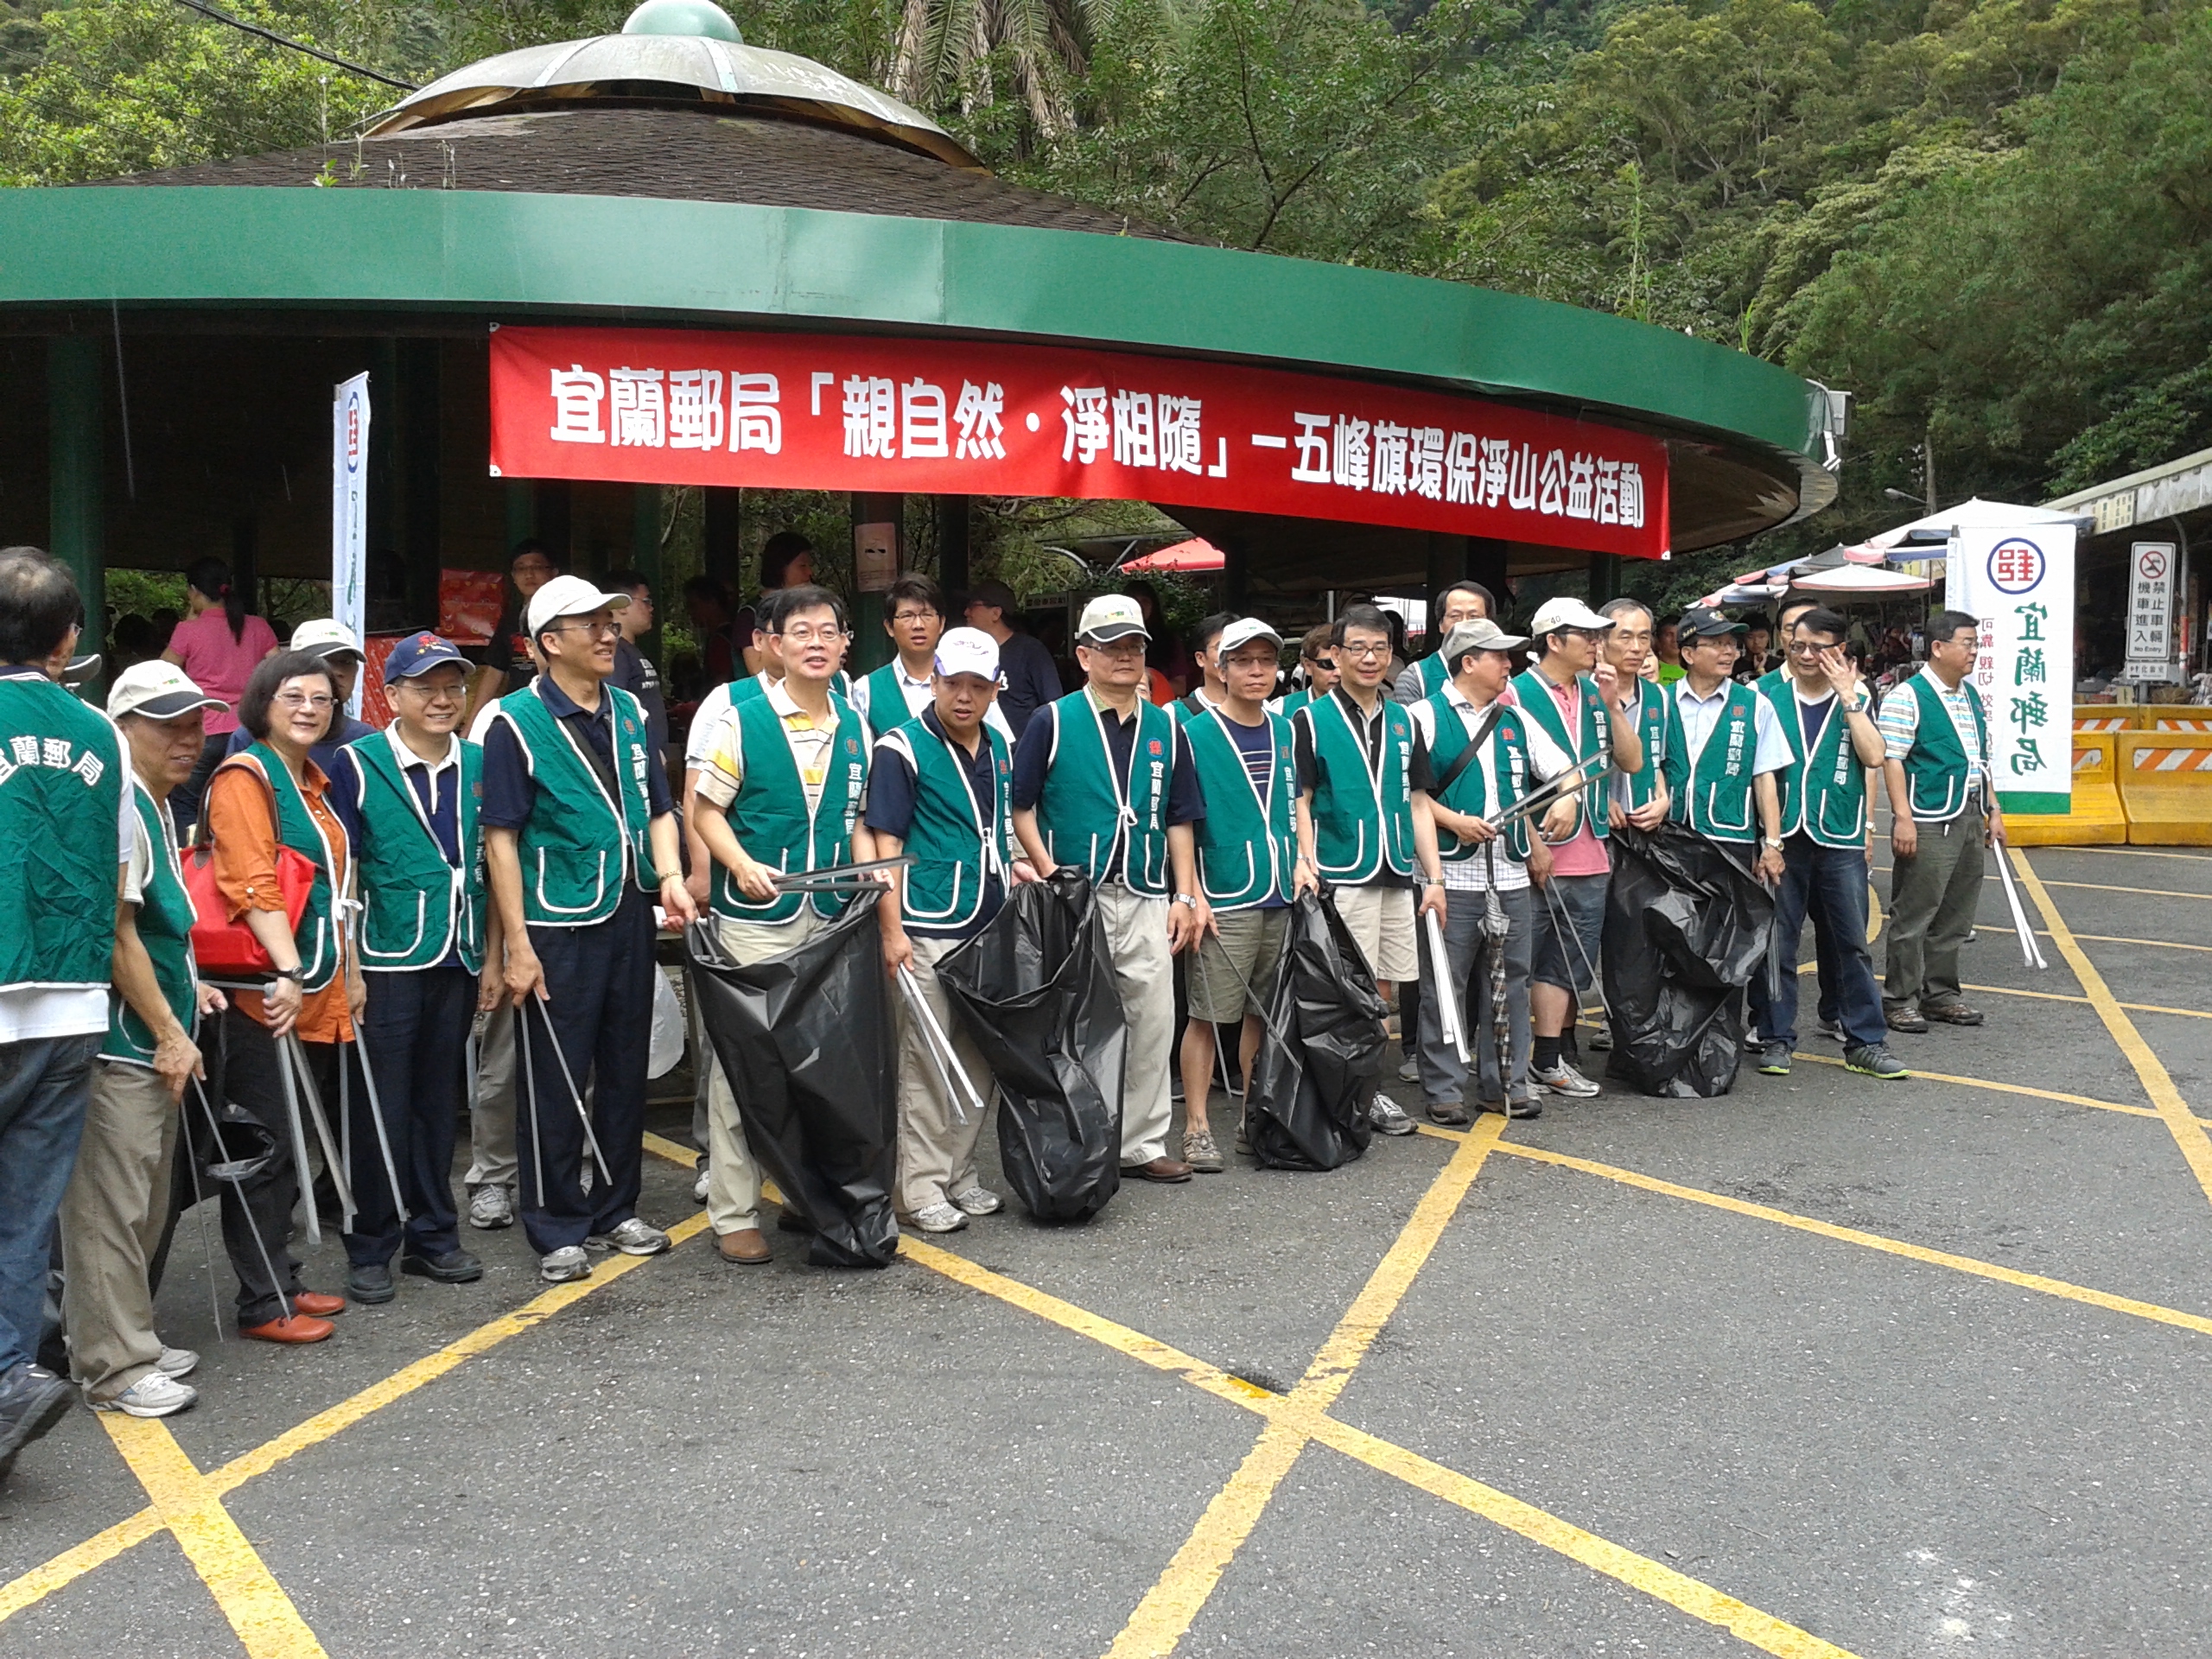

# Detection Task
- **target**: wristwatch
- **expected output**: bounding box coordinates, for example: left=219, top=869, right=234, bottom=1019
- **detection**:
left=1760, top=836, right=1784, bottom=850
left=1173, top=893, right=1198, bottom=909
left=273, top=967, right=305, bottom=983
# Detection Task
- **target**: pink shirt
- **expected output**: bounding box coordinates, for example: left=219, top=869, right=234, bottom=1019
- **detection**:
left=1538, top=670, right=1611, bottom=877
left=166, top=607, right=278, bottom=734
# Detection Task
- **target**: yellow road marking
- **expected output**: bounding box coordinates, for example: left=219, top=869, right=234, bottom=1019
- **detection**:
left=905, top=1218, right=1861, bottom=1659
left=2071, top=845, right=2212, bottom=861
left=2050, top=931, right=2212, bottom=955
left=1957, top=982, right=2212, bottom=1021
left=2012, top=849, right=2212, bottom=1215
left=1787, top=1051, right=2194, bottom=1125
left=0, top=1211, right=713, bottom=1626
left=99, top=1415, right=329, bottom=1658
left=2035, top=877, right=2212, bottom=900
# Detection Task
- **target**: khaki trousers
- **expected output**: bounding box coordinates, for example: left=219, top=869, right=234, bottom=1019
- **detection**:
left=59, top=1060, right=179, bottom=1398
left=702, top=909, right=821, bottom=1233
left=1096, top=883, right=1175, bottom=1166
left=465, top=1007, right=518, bottom=1191
left=894, top=935, right=997, bottom=1215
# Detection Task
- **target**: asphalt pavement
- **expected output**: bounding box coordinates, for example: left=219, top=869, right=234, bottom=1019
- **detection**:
left=3, top=841, right=2209, bottom=1659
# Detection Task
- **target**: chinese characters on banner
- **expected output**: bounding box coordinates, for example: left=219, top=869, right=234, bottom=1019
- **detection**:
left=2126, top=541, right=2177, bottom=681
left=486, top=326, right=1670, bottom=558
left=331, top=373, right=370, bottom=718
left=1945, top=521, right=2076, bottom=816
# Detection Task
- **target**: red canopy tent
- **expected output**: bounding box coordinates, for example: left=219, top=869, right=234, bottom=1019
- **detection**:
left=1121, top=537, right=1226, bottom=574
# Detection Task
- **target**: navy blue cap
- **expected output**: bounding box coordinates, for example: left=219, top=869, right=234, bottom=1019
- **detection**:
left=384, top=632, right=469, bottom=680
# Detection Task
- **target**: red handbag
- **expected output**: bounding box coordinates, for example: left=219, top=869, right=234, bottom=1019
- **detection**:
left=185, top=766, right=321, bottom=980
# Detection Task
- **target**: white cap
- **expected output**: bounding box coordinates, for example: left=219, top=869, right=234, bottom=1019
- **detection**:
left=106, top=660, right=226, bottom=721
left=1075, top=594, right=1149, bottom=643
left=1217, top=618, right=1282, bottom=656
left=290, top=618, right=364, bottom=659
left=524, top=574, right=633, bottom=637
left=1528, top=596, right=1615, bottom=636
left=932, top=627, right=1001, bottom=683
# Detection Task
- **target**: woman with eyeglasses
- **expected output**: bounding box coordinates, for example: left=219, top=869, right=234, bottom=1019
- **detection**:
left=199, top=650, right=363, bottom=1343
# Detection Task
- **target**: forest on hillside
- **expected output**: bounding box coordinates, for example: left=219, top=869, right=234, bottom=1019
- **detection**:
left=3, top=0, right=2205, bottom=601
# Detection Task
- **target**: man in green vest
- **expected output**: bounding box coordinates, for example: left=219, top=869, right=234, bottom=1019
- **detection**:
left=1272, top=624, right=1339, bottom=719
left=1392, top=581, right=1494, bottom=706
left=483, top=575, right=698, bottom=1286
left=1877, top=609, right=2005, bottom=1033
left=327, top=632, right=501, bottom=1306
left=1013, top=594, right=1210, bottom=1183
left=1661, top=607, right=1791, bottom=863
left=55, top=662, right=226, bottom=1419
left=867, top=626, right=1023, bottom=1231
left=690, top=584, right=873, bottom=1262
left=1741, top=607, right=1907, bottom=1080
left=855, top=575, right=1013, bottom=748
left=1177, top=619, right=1317, bottom=1167
left=1175, top=613, right=1233, bottom=722
left=0, top=547, right=130, bottom=1479
left=1289, top=602, right=1451, bottom=1136
left=1514, top=597, right=1647, bottom=1098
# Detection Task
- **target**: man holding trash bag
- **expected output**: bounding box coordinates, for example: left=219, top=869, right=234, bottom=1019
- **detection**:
left=1177, top=619, right=1317, bottom=1169
left=1011, top=594, right=1209, bottom=1185
left=1407, top=620, right=1578, bottom=1125
left=326, top=632, right=499, bottom=1305
left=1744, top=607, right=1907, bottom=1081
left=482, top=575, right=697, bottom=1286
left=866, top=626, right=1024, bottom=1233
left=690, top=584, right=872, bottom=1262
left=1661, top=608, right=1790, bottom=873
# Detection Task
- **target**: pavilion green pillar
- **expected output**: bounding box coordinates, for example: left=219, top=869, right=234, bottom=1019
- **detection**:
left=1589, top=551, right=1621, bottom=609
left=933, top=494, right=969, bottom=596
left=702, top=487, right=742, bottom=590
left=397, top=339, right=443, bottom=630
left=632, top=485, right=664, bottom=661
left=504, top=480, right=537, bottom=555
left=850, top=493, right=901, bottom=675
left=48, top=337, right=105, bottom=677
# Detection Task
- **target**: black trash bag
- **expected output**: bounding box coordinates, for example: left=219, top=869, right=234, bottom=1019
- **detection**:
left=1601, top=823, right=1775, bottom=1098
left=936, top=868, right=1125, bottom=1224
left=1245, top=890, right=1387, bottom=1171
left=687, top=900, right=899, bottom=1268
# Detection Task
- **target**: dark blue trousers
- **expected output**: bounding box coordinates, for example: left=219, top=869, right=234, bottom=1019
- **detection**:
left=516, top=891, right=655, bottom=1255
left=0, top=1033, right=97, bottom=1372
left=1751, top=836, right=1886, bottom=1049
left=346, top=966, right=474, bottom=1267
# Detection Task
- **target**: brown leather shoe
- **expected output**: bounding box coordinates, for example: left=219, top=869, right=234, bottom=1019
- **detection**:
left=715, top=1227, right=771, bottom=1264
left=1121, top=1157, right=1194, bottom=1184
left=289, top=1292, right=346, bottom=1319
left=1922, top=1002, right=1984, bottom=1027
left=240, top=1314, right=335, bottom=1344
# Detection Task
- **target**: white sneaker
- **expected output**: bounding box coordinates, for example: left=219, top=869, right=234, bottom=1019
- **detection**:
left=539, top=1246, right=592, bottom=1283
left=1369, top=1094, right=1416, bottom=1135
left=948, top=1185, right=1001, bottom=1217
left=906, top=1202, right=969, bottom=1234
left=1396, top=1058, right=1420, bottom=1084
left=92, top=1372, right=198, bottom=1418
left=1533, top=1059, right=1600, bottom=1098
left=468, top=1184, right=514, bottom=1230
left=691, top=1165, right=710, bottom=1203
left=155, top=1345, right=199, bottom=1380
left=588, top=1217, right=671, bottom=1256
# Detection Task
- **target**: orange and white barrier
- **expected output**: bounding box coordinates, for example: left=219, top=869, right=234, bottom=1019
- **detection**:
left=2117, top=731, right=2212, bottom=846
left=2006, top=734, right=2127, bottom=846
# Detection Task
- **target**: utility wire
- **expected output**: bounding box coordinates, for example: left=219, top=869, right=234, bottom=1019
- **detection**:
left=169, top=0, right=419, bottom=91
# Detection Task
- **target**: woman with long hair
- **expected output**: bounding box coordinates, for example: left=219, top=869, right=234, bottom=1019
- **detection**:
left=200, top=650, right=361, bottom=1343
left=162, top=557, right=278, bottom=837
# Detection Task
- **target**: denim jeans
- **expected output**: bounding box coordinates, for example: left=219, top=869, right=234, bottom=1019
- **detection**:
left=0, top=1032, right=100, bottom=1372
left=1415, top=887, right=1535, bottom=1108
left=1751, top=837, right=1885, bottom=1049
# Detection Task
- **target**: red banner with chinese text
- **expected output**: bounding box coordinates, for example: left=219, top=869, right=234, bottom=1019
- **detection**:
left=487, top=326, right=1669, bottom=558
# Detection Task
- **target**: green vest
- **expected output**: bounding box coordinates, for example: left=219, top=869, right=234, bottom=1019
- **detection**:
left=1901, top=671, right=1987, bottom=823
left=0, top=674, right=125, bottom=994
left=1510, top=665, right=1611, bottom=841
left=1414, top=652, right=1450, bottom=699
left=1757, top=671, right=1866, bottom=848
left=880, top=715, right=1013, bottom=933
left=1421, top=692, right=1533, bottom=862
left=1301, top=692, right=1414, bottom=884
left=105, top=782, right=197, bottom=1065
left=497, top=682, right=658, bottom=927
left=731, top=672, right=767, bottom=707
left=860, top=662, right=916, bottom=734
left=1616, top=678, right=1669, bottom=810
left=1035, top=690, right=1177, bottom=897
left=345, top=730, right=486, bottom=972
left=711, top=690, right=869, bottom=924
left=1183, top=707, right=1298, bottom=910
left=226, top=747, right=342, bottom=989
left=1662, top=681, right=1764, bottom=842
left=1274, top=688, right=1316, bottom=719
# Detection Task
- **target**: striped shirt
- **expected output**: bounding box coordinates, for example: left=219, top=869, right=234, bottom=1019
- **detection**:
left=1875, top=670, right=1986, bottom=791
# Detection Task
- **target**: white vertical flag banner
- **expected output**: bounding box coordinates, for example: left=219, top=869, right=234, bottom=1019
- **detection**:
left=1945, top=522, right=2075, bottom=817
left=332, top=372, right=371, bottom=715
left=2126, top=541, right=2177, bottom=682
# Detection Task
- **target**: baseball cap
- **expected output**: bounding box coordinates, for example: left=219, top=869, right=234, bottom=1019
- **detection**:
left=106, top=660, right=226, bottom=721
left=1528, top=597, right=1614, bottom=635
left=1678, top=605, right=1749, bottom=639
left=932, top=626, right=1001, bottom=683
left=383, top=631, right=470, bottom=682
left=290, top=619, right=364, bottom=660
left=524, top=574, right=632, bottom=637
left=1217, top=618, right=1282, bottom=656
left=1439, top=619, right=1529, bottom=664
left=1076, top=594, right=1150, bottom=644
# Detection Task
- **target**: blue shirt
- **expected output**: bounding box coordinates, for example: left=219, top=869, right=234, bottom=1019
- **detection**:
left=480, top=675, right=675, bottom=833
left=865, top=706, right=1007, bottom=943
left=327, top=733, right=467, bottom=970
left=226, top=713, right=375, bottom=781
left=994, top=631, right=1064, bottom=739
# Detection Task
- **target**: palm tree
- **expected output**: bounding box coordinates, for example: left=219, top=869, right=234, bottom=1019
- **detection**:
left=889, top=0, right=1112, bottom=137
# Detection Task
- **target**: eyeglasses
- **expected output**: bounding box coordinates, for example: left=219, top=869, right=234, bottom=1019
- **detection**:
left=1340, top=642, right=1391, bottom=659
left=773, top=626, right=847, bottom=646
left=557, top=618, right=620, bottom=640
left=395, top=679, right=464, bottom=699
left=890, top=610, right=939, bottom=625
left=275, top=692, right=334, bottom=711
left=1785, top=638, right=1834, bottom=656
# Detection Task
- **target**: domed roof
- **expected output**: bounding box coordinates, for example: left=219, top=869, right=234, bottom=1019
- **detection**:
left=366, top=0, right=979, bottom=171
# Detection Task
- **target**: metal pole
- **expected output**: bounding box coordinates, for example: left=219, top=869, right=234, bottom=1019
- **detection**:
left=192, top=1077, right=294, bottom=1325
left=533, top=991, right=612, bottom=1185
left=284, top=1033, right=356, bottom=1221
left=517, top=1006, right=544, bottom=1213
left=348, top=1023, right=412, bottom=1226
left=274, top=1029, right=320, bottom=1245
